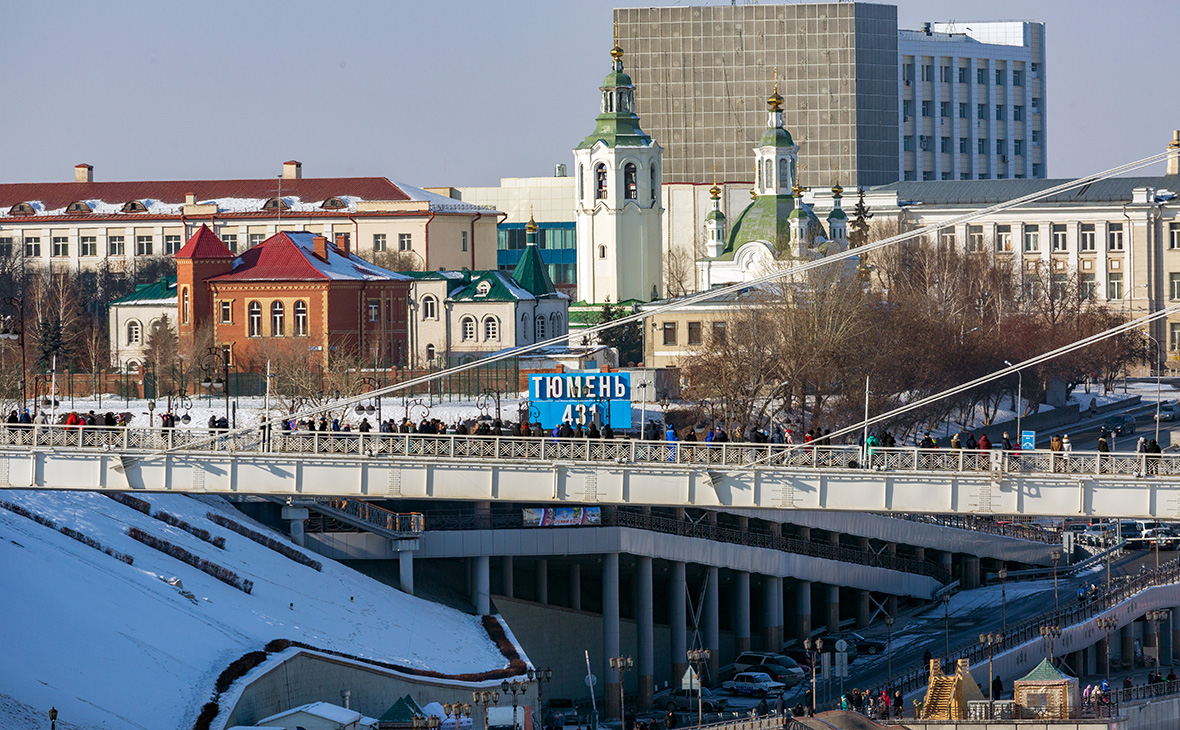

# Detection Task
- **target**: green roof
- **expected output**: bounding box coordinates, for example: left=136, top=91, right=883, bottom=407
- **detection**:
left=1018, top=658, right=1073, bottom=683
left=576, top=61, right=653, bottom=150
left=379, top=695, right=425, bottom=723
left=705, top=208, right=726, bottom=222
left=759, top=127, right=796, bottom=148
left=827, top=206, right=847, bottom=220
left=511, top=243, right=557, bottom=296
left=111, top=276, right=177, bottom=305
left=450, top=271, right=532, bottom=302
left=704, top=194, right=828, bottom=261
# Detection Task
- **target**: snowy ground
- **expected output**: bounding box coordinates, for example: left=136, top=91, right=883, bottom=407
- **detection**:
left=0, top=491, right=523, bottom=730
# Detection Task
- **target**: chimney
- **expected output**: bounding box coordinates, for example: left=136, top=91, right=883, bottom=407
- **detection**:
left=335, top=233, right=350, bottom=258
left=282, top=160, right=303, bottom=180
left=313, top=235, right=329, bottom=262
left=74, top=163, right=93, bottom=183
left=185, top=192, right=196, bottom=206
left=1168, top=131, right=1180, bottom=177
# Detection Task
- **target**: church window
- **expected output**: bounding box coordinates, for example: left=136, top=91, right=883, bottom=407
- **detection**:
left=624, top=163, right=637, bottom=200
left=248, top=301, right=262, bottom=337
left=521, top=313, right=530, bottom=341
left=778, top=158, right=789, bottom=188
left=650, top=164, right=657, bottom=204
left=426, top=344, right=436, bottom=362
left=461, top=316, right=476, bottom=342
left=126, top=320, right=142, bottom=345
left=579, top=165, right=585, bottom=200
left=127, top=361, right=140, bottom=374
left=421, top=295, right=438, bottom=320
left=763, top=159, right=773, bottom=189
left=598, top=245, right=607, bottom=260
left=618, top=91, right=630, bottom=113
left=535, top=315, right=546, bottom=340
left=595, top=164, right=608, bottom=200
left=271, top=301, right=285, bottom=336
left=181, top=287, right=190, bottom=324
left=483, top=316, right=499, bottom=341
left=551, top=312, right=562, bottom=336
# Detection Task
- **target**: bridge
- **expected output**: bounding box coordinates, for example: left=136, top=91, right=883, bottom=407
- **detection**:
left=3, top=426, right=1180, bottom=519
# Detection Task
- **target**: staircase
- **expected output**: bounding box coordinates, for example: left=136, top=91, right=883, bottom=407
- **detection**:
left=921, top=676, right=956, bottom=720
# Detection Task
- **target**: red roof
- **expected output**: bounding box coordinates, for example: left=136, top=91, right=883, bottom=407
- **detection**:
left=207, top=232, right=411, bottom=284
left=0, top=176, right=409, bottom=211
left=175, top=224, right=235, bottom=260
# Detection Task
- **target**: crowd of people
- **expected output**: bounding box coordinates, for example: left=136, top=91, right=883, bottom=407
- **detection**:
left=4, top=409, right=130, bottom=428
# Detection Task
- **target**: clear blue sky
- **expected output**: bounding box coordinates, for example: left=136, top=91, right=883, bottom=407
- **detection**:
left=3, top=1, right=1177, bottom=187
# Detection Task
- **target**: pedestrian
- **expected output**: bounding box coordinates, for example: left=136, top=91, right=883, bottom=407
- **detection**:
left=774, top=693, right=784, bottom=715
left=965, top=432, right=977, bottom=450
left=1050, top=434, right=1063, bottom=452
left=1123, top=675, right=1133, bottom=690
left=1062, top=434, right=1072, bottom=452
left=892, top=689, right=903, bottom=718
left=992, top=675, right=1003, bottom=700
left=805, top=687, right=814, bottom=716
left=1137, top=436, right=1147, bottom=454
left=757, top=698, right=769, bottom=716
left=950, top=432, right=962, bottom=450
left=663, top=710, right=676, bottom=730
left=923, top=648, right=933, bottom=667
left=1001, top=432, right=1013, bottom=450
left=625, top=708, right=636, bottom=730
left=1097, top=436, right=1109, bottom=453
left=920, top=433, right=936, bottom=449
left=978, top=433, right=992, bottom=450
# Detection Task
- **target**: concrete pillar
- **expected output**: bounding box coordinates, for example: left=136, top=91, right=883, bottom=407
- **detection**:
left=282, top=506, right=309, bottom=547
left=829, top=533, right=841, bottom=548
left=706, top=511, right=718, bottom=526
left=859, top=536, right=871, bottom=551
left=536, top=558, right=549, bottom=604
left=736, top=516, right=749, bottom=532
left=475, top=501, right=492, bottom=529
left=637, top=556, right=654, bottom=713
left=671, top=561, right=688, bottom=682
left=940, top=551, right=954, bottom=576
left=962, top=555, right=981, bottom=590
left=774, top=576, right=785, bottom=649
left=501, top=556, right=514, bottom=598
left=705, top=566, right=720, bottom=676
left=603, top=552, right=621, bottom=719
left=914, top=547, right=926, bottom=562
left=886, top=543, right=897, bottom=557
left=736, top=571, right=752, bottom=653
left=399, top=549, right=414, bottom=596
left=763, top=576, right=778, bottom=650
left=826, top=584, right=841, bottom=633
left=796, top=579, right=812, bottom=638
left=569, top=563, right=582, bottom=611
left=887, top=595, right=898, bottom=618
left=856, top=590, right=871, bottom=629
left=1095, top=636, right=1109, bottom=677
left=1068, top=649, right=1086, bottom=678
left=1121, top=623, right=1134, bottom=663
left=1170, top=607, right=1180, bottom=663
left=475, top=555, right=491, bottom=615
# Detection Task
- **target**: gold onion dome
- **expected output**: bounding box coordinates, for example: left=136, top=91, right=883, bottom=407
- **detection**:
left=832, top=183, right=844, bottom=197
left=709, top=182, right=721, bottom=199
left=792, top=183, right=804, bottom=197
left=525, top=214, right=538, bottom=233
left=611, top=44, right=624, bottom=61
left=768, top=90, right=784, bottom=110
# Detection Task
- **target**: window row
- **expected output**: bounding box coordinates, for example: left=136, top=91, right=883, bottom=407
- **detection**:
left=660, top=320, right=727, bottom=347
left=580, top=162, right=659, bottom=205
left=0, top=234, right=182, bottom=258
left=234, top=300, right=310, bottom=337
left=904, top=63, right=1027, bottom=88
left=956, top=222, right=1134, bottom=254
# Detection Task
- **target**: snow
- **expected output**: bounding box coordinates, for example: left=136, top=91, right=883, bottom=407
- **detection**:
left=0, top=490, right=524, bottom=730
left=920, top=578, right=1057, bottom=616
left=284, top=232, right=413, bottom=282
left=390, top=180, right=494, bottom=214
left=260, top=700, right=361, bottom=726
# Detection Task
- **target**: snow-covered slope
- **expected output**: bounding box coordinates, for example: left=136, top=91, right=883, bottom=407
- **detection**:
left=0, top=491, right=515, bottom=730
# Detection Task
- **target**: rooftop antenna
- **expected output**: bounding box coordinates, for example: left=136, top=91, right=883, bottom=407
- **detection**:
left=276, top=174, right=282, bottom=225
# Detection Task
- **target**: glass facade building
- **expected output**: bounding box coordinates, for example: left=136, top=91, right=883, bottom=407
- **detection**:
left=497, top=221, right=576, bottom=286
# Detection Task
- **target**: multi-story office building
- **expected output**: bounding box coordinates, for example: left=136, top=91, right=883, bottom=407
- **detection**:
left=899, top=22, right=1047, bottom=182
left=613, top=4, right=1047, bottom=188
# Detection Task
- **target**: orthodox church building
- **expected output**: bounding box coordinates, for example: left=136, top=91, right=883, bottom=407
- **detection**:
left=696, top=86, right=850, bottom=290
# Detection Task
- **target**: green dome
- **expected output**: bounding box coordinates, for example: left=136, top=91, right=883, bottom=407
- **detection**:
left=759, top=126, right=795, bottom=148
left=827, top=207, right=847, bottom=220
left=602, top=70, right=633, bottom=88
left=705, top=208, right=726, bottom=222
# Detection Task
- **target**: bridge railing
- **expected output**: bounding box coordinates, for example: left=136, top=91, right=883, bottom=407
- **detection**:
left=3, top=425, right=1178, bottom=481
left=314, top=498, right=425, bottom=535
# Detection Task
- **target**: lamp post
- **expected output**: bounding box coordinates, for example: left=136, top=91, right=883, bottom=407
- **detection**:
left=1148, top=610, right=1169, bottom=669
left=49, top=707, right=57, bottom=730
left=355, top=375, right=382, bottom=423
left=608, top=656, right=633, bottom=722
left=1097, top=617, right=1118, bottom=687
left=199, top=346, right=232, bottom=426
left=942, top=594, right=951, bottom=658
left=801, top=639, right=822, bottom=716
left=1146, top=334, right=1162, bottom=444
left=687, top=648, right=711, bottom=726
left=527, top=668, right=553, bottom=728
left=637, top=381, right=650, bottom=439
left=999, top=568, right=1009, bottom=633
left=501, top=679, right=528, bottom=730
left=862, top=374, right=870, bottom=466
left=1039, top=625, right=1062, bottom=664
left=472, top=689, right=500, bottom=730
left=0, top=297, right=25, bottom=412
left=1004, top=360, right=1022, bottom=447
left=444, top=702, right=473, bottom=730
left=980, top=633, right=1003, bottom=703
left=885, top=616, right=895, bottom=689
left=1051, top=549, right=1061, bottom=614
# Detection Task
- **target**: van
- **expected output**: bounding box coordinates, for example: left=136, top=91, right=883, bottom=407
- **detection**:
left=488, top=707, right=524, bottom=730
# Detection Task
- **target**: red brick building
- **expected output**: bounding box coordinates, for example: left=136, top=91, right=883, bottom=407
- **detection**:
left=175, top=224, right=411, bottom=368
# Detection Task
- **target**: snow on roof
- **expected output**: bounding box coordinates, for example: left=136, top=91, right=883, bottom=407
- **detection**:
left=209, top=232, right=413, bottom=283
left=390, top=180, right=494, bottom=214
left=259, top=700, right=362, bottom=726
left=0, top=490, right=522, bottom=729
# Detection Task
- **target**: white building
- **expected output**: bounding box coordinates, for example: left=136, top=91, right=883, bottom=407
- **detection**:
left=254, top=701, right=376, bottom=730
left=107, top=276, right=177, bottom=373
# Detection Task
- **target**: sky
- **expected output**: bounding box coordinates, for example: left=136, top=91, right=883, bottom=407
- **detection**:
left=2, top=1, right=1178, bottom=188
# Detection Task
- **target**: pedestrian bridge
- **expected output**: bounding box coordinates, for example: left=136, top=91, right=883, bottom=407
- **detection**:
left=3, top=427, right=1180, bottom=518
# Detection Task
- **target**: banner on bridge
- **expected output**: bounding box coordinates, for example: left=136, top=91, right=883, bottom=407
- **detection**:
left=528, top=372, right=632, bottom=429
left=522, top=507, right=602, bottom=527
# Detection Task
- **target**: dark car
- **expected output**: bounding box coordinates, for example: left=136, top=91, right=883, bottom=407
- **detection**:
left=842, top=631, right=887, bottom=655
left=1104, top=414, right=1137, bottom=435
left=654, top=686, right=729, bottom=713
left=779, top=649, right=813, bottom=673
left=816, top=634, right=860, bottom=661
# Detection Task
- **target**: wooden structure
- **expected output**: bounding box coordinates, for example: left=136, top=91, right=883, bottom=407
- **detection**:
left=919, top=658, right=986, bottom=720
left=1014, top=658, right=1080, bottom=719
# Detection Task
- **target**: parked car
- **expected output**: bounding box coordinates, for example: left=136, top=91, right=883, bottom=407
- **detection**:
left=841, top=631, right=887, bottom=655
left=721, top=671, right=786, bottom=698
left=1155, top=402, right=1178, bottom=422
left=544, top=699, right=579, bottom=728
left=1104, top=414, right=1137, bottom=435
left=779, top=649, right=814, bottom=673
left=732, top=652, right=806, bottom=686
left=816, top=634, right=860, bottom=661
left=653, top=686, right=729, bottom=713
left=1129, top=528, right=1180, bottom=551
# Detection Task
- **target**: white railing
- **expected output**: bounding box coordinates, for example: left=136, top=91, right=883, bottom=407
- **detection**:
left=2, top=425, right=1178, bottom=479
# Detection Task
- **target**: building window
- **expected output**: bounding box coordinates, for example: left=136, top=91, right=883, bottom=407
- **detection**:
left=0, top=238, right=11, bottom=257
left=977, top=104, right=986, bottom=121
left=484, top=316, right=499, bottom=341
left=956, top=66, right=966, bottom=83
left=248, top=301, right=262, bottom=337
left=1014, top=105, right=1024, bottom=122
left=108, top=235, right=124, bottom=255
left=1108, top=273, right=1124, bottom=301
left=127, top=320, right=141, bottom=345
left=460, top=231, right=468, bottom=251
left=373, top=234, right=387, bottom=252
left=966, top=225, right=984, bottom=252
left=551, top=312, right=563, bottom=336
left=921, top=63, right=932, bottom=82
left=80, top=236, right=97, bottom=257
left=1024, top=225, right=1040, bottom=252
left=24, top=237, right=40, bottom=257
left=459, top=316, right=476, bottom=342
left=1013, top=70, right=1024, bottom=86
left=995, top=69, right=1005, bottom=85
left=426, top=344, right=436, bottom=361
left=996, top=225, right=1012, bottom=252
left=1170, top=273, right=1180, bottom=301
left=1032, top=97, right=1041, bottom=111
left=1014, top=140, right=1024, bottom=156
left=52, top=237, right=69, bottom=257
left=181, top=287, right=190, bottom=324
left=271, top=301, right=284, bottom=336
left=996, top=139, right=1005, bottom=154
left=922, top=171, right=935, bottom=181
left=959, top=138, right=968, bottom=154
left=421, top=295, right=438, bottom=320
left=903, top=136, right=915, bottom=153
left=1170, top=223, right=1180, bottom=250
left=902, top=101, right=912, bottom=120
left=534, top=315, right=546, bottom=340
left=1080, top=273, right=1097, bottom=300
left=623, top=163, right=637, bottom=200
left=661, top=322, right=677, bottom=346
left=978, top=138, right=988, bottom=155
left=1032, top=130, right=1041, bottom=144
left=164, top=235, right=181, bottom=255
left=921, top=100, right=931, bottom=117
left=977, top=67, right=987, bottom=85
left=1079, top=224, right=1096, bottom=252
left=249, top=233, right=265, bottom=248
left=294, top=300, right=307, bottom=336
left=940, top=136, right=951, bottom=153
left=135, top=236, right=153, bottom=256
left=397, top=233, right=411, bottom=252
left=687, top=321, right=702, bottom=345
left=368, top=301, right=379, bottom=322
left=598, top=245, right=607, bottom=259
left=219, top=301, right=232, bottom=324
left=778, top=158, right=789, bottom=188
left=650, top=164, right=657, bottom=204
left=939, top=101, right=950, bottom=118
left=126, top=361, right=140, bottom=374
left=959, top=103, right=968, bottom=119
left=222, top=234, right=238, bottom=252
left=595, top=164, right=608, bottom=200
left=938, top=228, right=956, bottom=248
left=1032, top=163, right=1042, bottom=177
left=1108, top=223, right=1124, bottom=251
left=1052, top=224, right=1067, bottom=252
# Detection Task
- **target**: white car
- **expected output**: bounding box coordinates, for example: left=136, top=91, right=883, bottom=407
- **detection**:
left=1156, top=402, right=1178, bottom=422
left=721, top=671, right=785, bottom=698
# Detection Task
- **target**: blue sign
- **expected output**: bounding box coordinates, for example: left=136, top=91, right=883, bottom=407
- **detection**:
left=528, top=372, right=632, bottom=429
left=1021, top=430, right=1037, bottom=450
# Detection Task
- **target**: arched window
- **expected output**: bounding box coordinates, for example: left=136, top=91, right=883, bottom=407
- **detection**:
left=9, top=202, right=35, bottom=216
left=421, top=295, right=438, bottom=320
left=271, top=301, right=285, bottom=336
left=248, top=301, right=262, bottom=337
left=121, top=200, right=147, bottom=213
left=535, top=315, right=546, bottom=340
left=579, top=164, right=585, bottom=201
left=294, top=300, right=308, bottom=336
left=262, top=197, right=288, bottom=211
left=321, top=197, right=347, bottom=210
left=650, top=164, right=657, bottom=204
left=623, top=163, right=637, bottom=200
left=779, top=158, right=790, bottom=188
left=426, top=344, right=436, bottom=362
left=181, top=287, right=190, bottom=324
left=66, top=201, right=92, bottom=214
left=126, top=320, right=141, bottom=345
left=764, top=159, right=773, bottom=188
left=549, top=312, right=560, bottom=337
left=756, top=162, right=762, bottom=189
left=598, top=245, right=607, bottom=260
left=127, top=361, right=140, bottom=374
left=595, top=163, right=608, bottom=200
left=460, top=316, right=476, bottom=342
left=483, top=316, right=499, bottom=341
left=521, top=314, right=530, bottom=342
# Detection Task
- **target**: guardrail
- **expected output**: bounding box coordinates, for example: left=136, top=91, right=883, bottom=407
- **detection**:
left=889, top=513, right=1061, bottom=545
left=313, top=498, right=425, bottom=535
left=5, top=425, right=1180, bottom=481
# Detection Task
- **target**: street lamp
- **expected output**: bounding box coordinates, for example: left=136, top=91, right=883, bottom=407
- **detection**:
left=980, top=633, right=1004, bottom=703
left=608, top=656, right=634, bottom=722
left=1051, top=549, right=1062, bottom=614
left=942, top=594, right=951, bottom=658
left=1147, top=610, right=1169, bottom=669
left=0, top=297, right=26, bottom=412
left=199, top=346, right=232, bottom=427
left=1004, top=360, right=1021, bottom=448
left=1039, top=625, right=1062, bottom=664
left=1146, top=334, right=1162, bottom=444
left=801, top=639, right=822, bottom=716
left=885, top=616, right=895, bottom=689
left=49, top=707, right=57, bottom=730
left=472, top=690, right=501, bottom=730
left=501, top=679, right=528, bottom=730
left=1097, top=617, right=1119, bottom=687
left=687, top=648, right=711, bottom=726
left=527, top=668, right=553, bottom=728
left=999, top=568, right=1009, bottom=633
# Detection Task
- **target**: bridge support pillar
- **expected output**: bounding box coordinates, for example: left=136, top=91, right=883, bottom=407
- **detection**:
left=501, top=556, right=514, bottom=599
left=736, top=516, right=749, bottom=533
left=536, top=558, right=549, bottom=605
left=762, top=576, right=777, bottom=650
left=1095, top=637, right=1109, bottom=677
left=795, top=579, right=812, bottom=640
left=961, top=555, right=981, bottom=590
left=604, top=552, right=621, bottom=720
left=826, top=584, right=840, bottom=633
left=638, top=556, right=654, bottom=713
left=914, top=547, right=926, bottom=562
left=1171, top=607, right=1180, bottom=663
left=1067, top=649, right=1085, bottom=678
left=476, top=501, right=492, bottom=529
left=281, top=506, right=308, bottom=548
left=569, top=563, right=581, bottom=611
left=1121, top=623, right=1135, bottom=664
left=887, top=595, right=898, bottom=618
left=475, top=555, right=490, bottom=616
left=398, top=547, right=414, bottom=596
left=671, top=561, right=687, bottom=683
left=705, top=566, right=720, bottom=677
left=736, top=571, right=751, bottom=654
left=856, top=590, right=871, bottom=629
left=940, top=551, right=954, bottom=579
left=775, top=577, right=785, bottom=648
